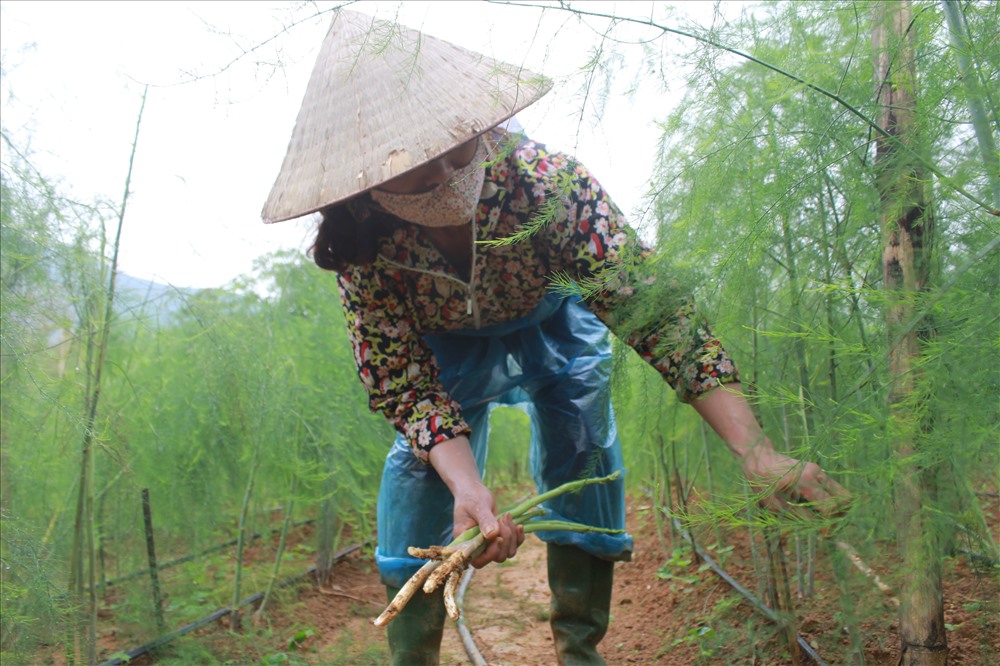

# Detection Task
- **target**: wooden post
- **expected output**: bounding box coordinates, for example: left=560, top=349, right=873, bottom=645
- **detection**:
left=872, top=2, right=947, bottom=664
left=141, top=489, right=167, bottom=635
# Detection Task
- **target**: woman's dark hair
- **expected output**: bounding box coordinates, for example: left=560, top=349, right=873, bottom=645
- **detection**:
left=311, top=199, right=392, bottom=272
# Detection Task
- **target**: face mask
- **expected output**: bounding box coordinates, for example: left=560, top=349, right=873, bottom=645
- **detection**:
left=370, top=139, right=488, bottom=227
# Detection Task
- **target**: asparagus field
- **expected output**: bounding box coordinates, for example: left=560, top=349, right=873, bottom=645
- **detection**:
left=2, top=2, right=998, bottom=665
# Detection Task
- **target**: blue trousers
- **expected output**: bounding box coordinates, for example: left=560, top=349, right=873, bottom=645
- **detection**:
left=375, top=293, right=633, bottom=588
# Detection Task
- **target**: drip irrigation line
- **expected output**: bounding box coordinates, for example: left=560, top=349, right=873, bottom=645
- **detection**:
left=95, top=543, right=361, bottom=666
left=455, top=566, right=488, bottom=666
left=958, top=549, right=999, bottom=568
left=663, top=511, right=828, bottom=666
left=96, top=518, right=315, bottom=590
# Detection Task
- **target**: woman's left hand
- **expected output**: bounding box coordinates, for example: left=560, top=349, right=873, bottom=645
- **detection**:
left=691, top=383, right=849, bottom=516
left=741, top=446, right=849, bottom=515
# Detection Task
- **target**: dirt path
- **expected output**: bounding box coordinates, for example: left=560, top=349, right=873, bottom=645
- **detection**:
left=440, top=533, right=554, bottom=665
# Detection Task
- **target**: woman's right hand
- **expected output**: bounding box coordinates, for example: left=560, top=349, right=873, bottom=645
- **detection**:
left=451, top=481, right=523, bottom=568
left=428, top=436, right=525, bottom=568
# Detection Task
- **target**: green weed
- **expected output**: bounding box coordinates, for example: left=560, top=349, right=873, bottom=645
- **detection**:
left=656, top=544, right=700, bottom=587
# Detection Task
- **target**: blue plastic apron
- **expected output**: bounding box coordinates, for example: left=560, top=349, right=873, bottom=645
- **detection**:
left=375, top=292, right=633, bottom=588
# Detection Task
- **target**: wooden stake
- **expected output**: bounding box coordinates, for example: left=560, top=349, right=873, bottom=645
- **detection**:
left=141, top=489, right=167, bottom=636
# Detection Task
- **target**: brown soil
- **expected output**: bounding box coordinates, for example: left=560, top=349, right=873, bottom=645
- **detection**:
left=58, top=492, right=999, bottom=665
left=178, top=494, right=998, bottom=665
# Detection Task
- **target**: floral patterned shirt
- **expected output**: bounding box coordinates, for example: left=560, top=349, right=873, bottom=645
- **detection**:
left=337, top=135, right=740, bottom=461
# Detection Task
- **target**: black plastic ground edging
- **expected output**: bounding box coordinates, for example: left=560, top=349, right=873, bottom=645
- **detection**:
left=95, top=543, right=362, bottom=666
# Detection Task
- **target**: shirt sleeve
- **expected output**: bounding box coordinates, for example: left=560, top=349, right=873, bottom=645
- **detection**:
left=517, top=142, right=741, bottom=402
left=337, top=266, right=470, bottom=462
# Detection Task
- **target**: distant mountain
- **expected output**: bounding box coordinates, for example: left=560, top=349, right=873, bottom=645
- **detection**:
left=113, top=273, right=197, bottom=326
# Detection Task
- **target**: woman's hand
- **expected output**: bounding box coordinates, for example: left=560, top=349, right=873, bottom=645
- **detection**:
left=428, top=436, right=525, bottom=567
left=740, top=445, right=849, bottom=515
left=692, top=383, right=850, bottom=516
left=451, top=482, right=524, bottom=568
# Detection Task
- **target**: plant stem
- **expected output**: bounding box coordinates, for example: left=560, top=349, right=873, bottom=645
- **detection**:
left=700, top=422, right=723, bottom=548
left=67, top=86, right=147, bottom=665
left=505, top=471, right=622, bottom=523
left=521, top=521, right=625, bottom=535
left=256, top=474, right=297, bottom=621
left=942, top=0, right=1000, bottom=210
left=666, top=511, right=828, bottom=665
left=230, top=448, right=261, bottom=631
left=451, top=471, right=622, bottom=545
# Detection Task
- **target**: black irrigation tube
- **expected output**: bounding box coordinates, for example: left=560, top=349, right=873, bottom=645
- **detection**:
left=96, top=519, right=315, bottom=590
left=958, top=548, right=999, bottom=568
left=664, top=511, right=828, bottom=666
left=452, top=521, right=826, bottom=665
left=95, top=543, right=361, bottom=666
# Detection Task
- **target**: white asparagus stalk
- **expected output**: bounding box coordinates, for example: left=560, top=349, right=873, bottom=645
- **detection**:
left=443, top=570, right=462, bottom=621
left=424, top=537, right=486, bottom=593
left=408, top=544, right=457, bottom=560
left=372, top=559, right=441, bottom=627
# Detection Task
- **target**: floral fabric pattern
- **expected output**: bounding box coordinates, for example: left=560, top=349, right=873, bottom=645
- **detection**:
left=337, top=134, right=740, bottom=461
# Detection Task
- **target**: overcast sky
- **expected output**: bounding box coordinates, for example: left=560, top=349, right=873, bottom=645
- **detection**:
left=0, top=0, right=743, bottom=289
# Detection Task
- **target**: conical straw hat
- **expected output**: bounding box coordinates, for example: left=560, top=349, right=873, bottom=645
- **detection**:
left=262, top=9, right=552, bottom=223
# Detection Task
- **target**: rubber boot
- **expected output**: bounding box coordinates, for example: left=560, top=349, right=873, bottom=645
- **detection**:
left=384, top=585, right=446, bottom=666
left=547, top=543, right=614, bottom=666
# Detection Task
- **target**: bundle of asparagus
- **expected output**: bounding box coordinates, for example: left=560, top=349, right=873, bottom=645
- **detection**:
left=373, top=471, right=624, bottom=626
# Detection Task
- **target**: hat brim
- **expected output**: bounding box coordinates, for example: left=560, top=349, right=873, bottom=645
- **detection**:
left=262, top=10, right=552, bottom=223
